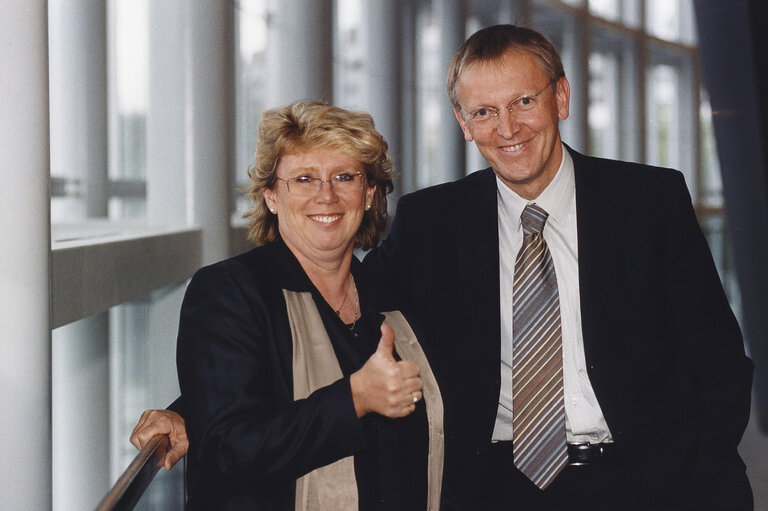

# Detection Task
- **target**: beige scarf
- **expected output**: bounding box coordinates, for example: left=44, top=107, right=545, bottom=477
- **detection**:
left=284, top=290, right=444, bottom=511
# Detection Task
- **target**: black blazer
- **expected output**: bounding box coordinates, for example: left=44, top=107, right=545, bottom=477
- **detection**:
left=177, top=240, right=427, bottom=510
left=363, top=146, right=753, bottom=509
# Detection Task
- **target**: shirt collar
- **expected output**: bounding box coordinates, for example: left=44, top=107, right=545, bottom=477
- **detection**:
left=496, top=143, right=575, bottom=230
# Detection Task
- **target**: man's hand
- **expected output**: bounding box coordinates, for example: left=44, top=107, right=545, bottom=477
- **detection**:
left=130, top=409, right=189, bottom=470
left=350, top=324, right=424, bottom=418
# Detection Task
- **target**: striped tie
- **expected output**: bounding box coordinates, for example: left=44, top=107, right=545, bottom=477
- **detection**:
left=512, top=203, right=567, bottom=489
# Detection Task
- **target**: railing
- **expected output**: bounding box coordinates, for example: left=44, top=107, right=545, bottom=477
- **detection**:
left=95, top=434, right=171, bottom=511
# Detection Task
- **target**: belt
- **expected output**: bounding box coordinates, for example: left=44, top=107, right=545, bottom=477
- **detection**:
left=567, top=442, right=619, bottom=465
left=482, top=441, right=619, bottom=466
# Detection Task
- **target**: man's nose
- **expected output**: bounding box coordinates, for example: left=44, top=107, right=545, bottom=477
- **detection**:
left=495, top=108, right=520, bottom=138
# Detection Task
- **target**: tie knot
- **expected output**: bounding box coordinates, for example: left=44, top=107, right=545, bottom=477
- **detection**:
left=521, top=203, right=549, bottom=235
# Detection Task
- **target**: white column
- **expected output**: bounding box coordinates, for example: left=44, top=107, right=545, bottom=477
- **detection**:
left=365, top=0, right=403, bottom=199
left=49, top=0, right=108, bottom=218
left=147, top=1, right=234, bottom=265
left=436, top=0, right=467, bottom=180
left=147, top=1, right=188, bottom=228
left=48, top=3, right=111, bottom=508
left=187, top=0, right=234, bottom=265
left=265, top=0, right=334, bottom=106
left=52, top=314, right=110, bottom=510
left=0, top=2, right=52, bottom=509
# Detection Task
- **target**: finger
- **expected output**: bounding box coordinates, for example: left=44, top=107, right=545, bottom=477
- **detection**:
left=402, top=375, right=424, bottom=393
left=130, top=427, right=142, bottom=449
left=375, top=324, right=396, bottom=361
left=398, top=360, right=420, bottom=378
left=130, top=424, right=149, bottom=449
left=135, top=422, right=169, bottom=449
left=130, top=411, right=152, bottom=447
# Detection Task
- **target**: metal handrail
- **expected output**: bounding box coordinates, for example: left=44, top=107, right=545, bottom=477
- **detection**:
left=94, top=434, right=171, bottom=511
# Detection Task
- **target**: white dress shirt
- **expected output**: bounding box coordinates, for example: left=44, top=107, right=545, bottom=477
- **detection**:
left=492, top=145, right=613, bottom=444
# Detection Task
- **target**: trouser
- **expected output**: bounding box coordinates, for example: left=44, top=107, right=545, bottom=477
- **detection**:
left=473, top=440, right=659, bottom=511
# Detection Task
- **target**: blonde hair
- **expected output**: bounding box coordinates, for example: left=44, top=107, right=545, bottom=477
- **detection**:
left=244, top=100, right=394, bottom=250
left=447, top=24, right=565, bottom=110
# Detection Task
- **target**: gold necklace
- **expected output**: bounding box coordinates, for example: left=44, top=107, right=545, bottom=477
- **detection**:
left=334, top=275, right=361, bottom=332
left=348, top=278, right=361, bottom=332
left=334, top=274, right=353, bottom=316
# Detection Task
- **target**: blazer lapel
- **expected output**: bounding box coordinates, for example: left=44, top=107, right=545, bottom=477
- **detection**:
left=466, top=169, right=501, bottom=334
left=571, top=149, right=626, bottom=363
left=461, top=169, right=503, bottom=430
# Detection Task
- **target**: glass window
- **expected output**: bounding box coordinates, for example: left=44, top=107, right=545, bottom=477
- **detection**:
left=108, top=287, right=185, bottom=508
left=646, top=0, right=679, bottom=40
left=588, top=51, right=620, bottom=158
left=335, top=0, right=366, bottom=110
left=49, top=0, right=148, bottom=225
left=699, top=214, right=740, bottom=319
left=233, top=0, right=267, bottom=217
left=108, top=0, right=149, bottom=221
left=699, top=91, right=723, bottom=208
left=646, top=0, right=694, bottom=44
left=49, top=0, right=149, bottom=228
left=52, top=282, right=185, bottom=509
left=416, top=8, right=442, bottom=188
left=589, top=0, right=620, bottom=21
left=645, top=64, right=680, bottom=169
left=589, top=0, right=641, bottom=26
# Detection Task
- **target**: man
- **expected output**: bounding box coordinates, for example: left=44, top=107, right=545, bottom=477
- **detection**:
left=133, top=25, right=753, bottom=510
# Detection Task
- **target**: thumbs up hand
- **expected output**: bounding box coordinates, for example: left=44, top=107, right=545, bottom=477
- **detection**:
left=350, top=324, right=424, bottom=418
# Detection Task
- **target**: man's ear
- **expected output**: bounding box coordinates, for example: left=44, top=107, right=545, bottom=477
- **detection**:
left=555, top=76, right=570, bottom=121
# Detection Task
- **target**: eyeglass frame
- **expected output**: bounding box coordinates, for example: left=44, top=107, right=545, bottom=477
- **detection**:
left=274, top=172, right=367, bottom=195
left=461, top=80, right=556, bottom=126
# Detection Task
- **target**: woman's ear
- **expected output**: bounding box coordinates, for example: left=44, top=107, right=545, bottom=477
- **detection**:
left=365, top=183, right=376, bottom=210
left=263, top=188, right=277, bottom=213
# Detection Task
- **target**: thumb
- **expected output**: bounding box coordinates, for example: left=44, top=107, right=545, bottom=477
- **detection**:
left=164, top=447, right=182, bottom=471
left=375, top=324, right=396, bottom=361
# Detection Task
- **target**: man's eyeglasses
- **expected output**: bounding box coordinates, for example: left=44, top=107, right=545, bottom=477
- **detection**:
left=276, top=172, right=365, bottom=196
left=463, top=81, right=555, bottom=126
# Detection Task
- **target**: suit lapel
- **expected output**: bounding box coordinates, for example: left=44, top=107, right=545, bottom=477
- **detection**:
left=461, top=169, right=503, bottom=430
left=571, top=149, right=625, bottom=364
left=468, top=169, right=501, bottom=335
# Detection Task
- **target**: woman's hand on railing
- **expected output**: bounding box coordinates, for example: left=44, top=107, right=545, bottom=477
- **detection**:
left=130, top=409, right=189, bottom=470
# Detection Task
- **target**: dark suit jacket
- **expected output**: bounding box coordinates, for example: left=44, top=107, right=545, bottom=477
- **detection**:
left=363, top=146, right=754, bottom=509
left=176, top=240, right=427, bottom=510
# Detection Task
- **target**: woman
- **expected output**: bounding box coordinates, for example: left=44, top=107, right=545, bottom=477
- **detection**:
left=134, top=100, right=443, bottom=510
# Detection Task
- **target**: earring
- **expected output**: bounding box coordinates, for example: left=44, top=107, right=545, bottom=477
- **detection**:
left=270, top=208, right=276, bottom=214
left=365, top=204, right=371, bottom=211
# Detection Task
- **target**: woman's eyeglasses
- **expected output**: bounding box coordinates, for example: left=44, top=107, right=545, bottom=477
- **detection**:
left=276, top=172, right=365, bottom=196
